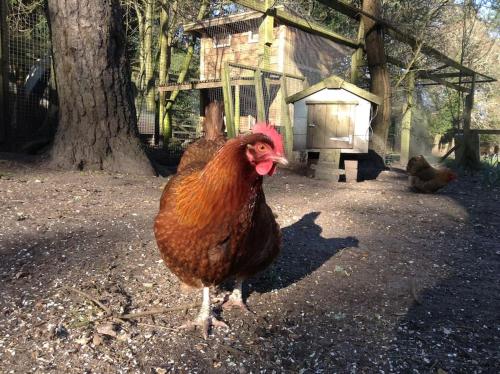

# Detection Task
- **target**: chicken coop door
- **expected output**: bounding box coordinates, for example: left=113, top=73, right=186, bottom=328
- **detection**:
left=306, top=101, right=357, bottom=149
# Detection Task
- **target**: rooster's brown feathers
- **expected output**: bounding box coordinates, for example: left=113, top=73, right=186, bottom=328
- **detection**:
left=154, top=105, right=281, bottom=288
left=406, top=155, right=456, bottom=193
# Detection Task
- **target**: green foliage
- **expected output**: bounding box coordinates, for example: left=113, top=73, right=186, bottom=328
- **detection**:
left=428, top=90, right=461, bottom=136
left=284, top=0, right=358, bottom=38
left=480, top=156, right=500, bottom=188
left=168, top=45, right=200, bottom=126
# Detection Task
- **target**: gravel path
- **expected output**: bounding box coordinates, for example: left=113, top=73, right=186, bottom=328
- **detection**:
left=0, top=159, right=498, bottom=373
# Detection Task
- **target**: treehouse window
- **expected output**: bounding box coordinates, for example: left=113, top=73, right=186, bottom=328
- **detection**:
left=213, top=34, right=231, bottom=48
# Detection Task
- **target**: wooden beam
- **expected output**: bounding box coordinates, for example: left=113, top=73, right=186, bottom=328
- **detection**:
left=228, top=62, right=305, bottom=80
left=234, top=84, right=240, bottom=134
left=469, top=129, right=500, bottom=135
left=222, top=62, right=236, bottom=138
left=270, top=8, right=360, bottom=49
left=417, top=72, right=467, bottom=79
left=388, top=56, right=475, bottom=92
left=159, top=77, right=259, bottom=92
left=258, top=0, right=274, bottom=69
left=418, top=78, right=495, bottom=86
left=316, top=0, right=361, bottom=19
left=280, top=75, right=293, bottom=157
left=254, top=68, right=265, bottom=122
left=233, top=1, right=360, bottom=49
left=317, top=0, right=495, bottom=82
left=419, top=72, right=470, bottom=93
left=459, top=74, right=480, bottom=167
left=350, top=19, right=365, bottom=84
left=439, top=144, right=459, bottom=163
left=183, top=10, right=263, bottom=32
left=232, top=0, right=266, bottom=13
left=451, top=78, right=496, bottom=84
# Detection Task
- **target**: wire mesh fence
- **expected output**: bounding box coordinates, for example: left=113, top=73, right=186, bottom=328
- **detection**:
left=4, top=1, right=51, bottom=145
left=3, top=0, right=483, bottom=164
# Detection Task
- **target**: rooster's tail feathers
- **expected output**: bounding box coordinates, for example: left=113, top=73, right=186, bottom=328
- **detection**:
left=203, top=101, right=225, bottom=140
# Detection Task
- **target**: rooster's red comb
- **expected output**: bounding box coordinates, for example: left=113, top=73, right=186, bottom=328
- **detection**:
left=252, top=123, right=284, bottom=156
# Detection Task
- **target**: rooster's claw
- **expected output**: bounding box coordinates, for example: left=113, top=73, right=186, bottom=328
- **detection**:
left=179, top=315, right=229, bottom=340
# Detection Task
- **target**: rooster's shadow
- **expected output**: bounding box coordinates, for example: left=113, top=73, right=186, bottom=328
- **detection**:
left=246, top=211, right=358, bottom=295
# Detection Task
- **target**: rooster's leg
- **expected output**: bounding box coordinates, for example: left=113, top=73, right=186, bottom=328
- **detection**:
left=222, top=279, right=251, bottom=313
left=179, top=286, right=228, bottom=339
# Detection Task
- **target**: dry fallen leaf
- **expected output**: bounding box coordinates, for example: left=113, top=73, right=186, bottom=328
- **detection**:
left=75, top=336, right=91, bottom=345
left=92, top=334, right=103, bottom=346
left=96, top=323, right=117, bottom=338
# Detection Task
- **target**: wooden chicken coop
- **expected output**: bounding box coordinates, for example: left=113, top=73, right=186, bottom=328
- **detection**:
left=287, top=75, right=381, bottom=153
left=160, top=5, right=353, bottom=156
left=287, top=75, right=382, bottom=181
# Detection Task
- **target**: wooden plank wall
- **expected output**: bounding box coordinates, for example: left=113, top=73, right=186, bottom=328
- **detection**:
left=201, top=24, right=284, bottom=131
left=201, top=27, right=281, bottom=80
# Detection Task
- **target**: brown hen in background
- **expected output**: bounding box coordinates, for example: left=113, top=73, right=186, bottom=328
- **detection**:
left=406, top=155, right=457, bottom=193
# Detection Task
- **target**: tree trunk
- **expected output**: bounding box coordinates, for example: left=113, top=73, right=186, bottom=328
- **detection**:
left=46, top=0, right=154, bottom=175
left=362, top=0, right=391, bottom=159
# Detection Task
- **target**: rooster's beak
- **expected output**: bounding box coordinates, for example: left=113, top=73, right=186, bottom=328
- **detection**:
left=271, top=155, right=289, bottom=166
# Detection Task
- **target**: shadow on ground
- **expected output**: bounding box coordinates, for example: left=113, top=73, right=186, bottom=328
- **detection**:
left=390, top=180, right=500, bottom=372
left=249, top=211, right=358, bottom=294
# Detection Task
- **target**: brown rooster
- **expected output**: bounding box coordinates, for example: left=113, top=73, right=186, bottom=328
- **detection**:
left=406, top=155, right=457, bottom=193
left=154, top=112, right=287, bottom=339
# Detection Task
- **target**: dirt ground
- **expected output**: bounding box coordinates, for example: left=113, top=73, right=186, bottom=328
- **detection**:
left=0, top=157, right=499, bottom=374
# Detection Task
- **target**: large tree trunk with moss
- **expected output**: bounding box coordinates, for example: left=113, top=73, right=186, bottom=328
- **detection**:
left=362, top=0, right=391, bottom=159
left=46, top=0, right=154, bottom=175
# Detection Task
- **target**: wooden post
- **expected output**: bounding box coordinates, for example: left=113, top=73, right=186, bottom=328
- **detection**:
left=280, top=75, right=293, bottom=157
left=350, top=19, right=364, bottom=84
left=259, top=0, right=274, bottom=69
left=460, top=74, right=479, bottom=167
left=221, top=62, right=235, bottom=138
left=254, top=68, right=265, bottom=122
left=315, top=149, right=342, bottom=181
left=0, top=0, right=9, bottom=143
left=234, top=84, right=240, bottom=134
left=400, top=70, right=415, bottom=166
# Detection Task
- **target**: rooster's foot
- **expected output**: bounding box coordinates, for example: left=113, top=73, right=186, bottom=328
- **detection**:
left=222, top=297, right=252, bottom=313
left=179, top=315, right=228, bottom=340
left=178, top=286, right=228, bottom=339
left=222, top=279, right=253, bottom=314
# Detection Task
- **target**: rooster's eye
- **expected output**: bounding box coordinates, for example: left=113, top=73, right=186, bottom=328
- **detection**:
left=258, top=144, right=266, bottom=152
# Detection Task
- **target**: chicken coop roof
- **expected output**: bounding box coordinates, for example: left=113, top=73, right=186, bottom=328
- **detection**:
left=286, top=75, right=383, bottom=105
left=183, top=11, right=264, bottom=34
